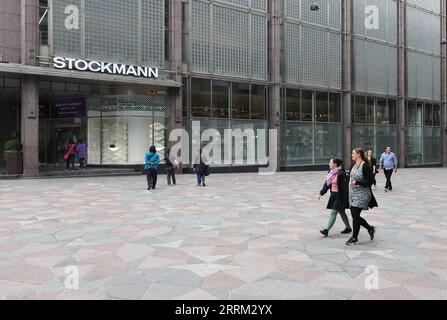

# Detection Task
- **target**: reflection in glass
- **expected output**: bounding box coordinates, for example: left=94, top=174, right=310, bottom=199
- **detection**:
left=212, top=80, right=229, bottom=119
left=302, top=90, right=313, bottom=121
left=191, top=78, right=211, bottom=118
left=286, top=89, right=300, bottom=121
left=232, top=83, right=250, bottom=119
left=315, top=92, right=328, bottom=123
left=251, top=85, right=266, bottom=120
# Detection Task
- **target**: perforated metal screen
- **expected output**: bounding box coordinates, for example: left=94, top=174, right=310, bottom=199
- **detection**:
left=190, top=0, right=268, bottom=80
left=52, top=0, right=165, bottom=68
left=354, top=39, right=397, bottom=95
left=284, top=23, right=341, bottom=89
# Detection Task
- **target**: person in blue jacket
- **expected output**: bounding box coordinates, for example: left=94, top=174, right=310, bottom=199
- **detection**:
left=145, top=145, right=160, bottom=190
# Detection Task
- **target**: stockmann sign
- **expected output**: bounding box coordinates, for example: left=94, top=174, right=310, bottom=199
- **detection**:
left=52, top=57, right=159, bottom=79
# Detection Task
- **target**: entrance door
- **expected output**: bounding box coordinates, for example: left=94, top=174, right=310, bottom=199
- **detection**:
left=55, top=126, right=81, bottom=163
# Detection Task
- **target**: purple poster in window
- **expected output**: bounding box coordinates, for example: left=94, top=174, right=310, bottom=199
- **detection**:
left=54, top=97, right=86, bottom=118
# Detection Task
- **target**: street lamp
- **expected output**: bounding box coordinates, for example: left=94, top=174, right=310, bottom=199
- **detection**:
left=310, top=1, right=319, bottom=11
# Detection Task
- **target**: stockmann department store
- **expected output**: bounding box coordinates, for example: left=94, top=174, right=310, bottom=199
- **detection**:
left=1, top=0, right=446, bottom=176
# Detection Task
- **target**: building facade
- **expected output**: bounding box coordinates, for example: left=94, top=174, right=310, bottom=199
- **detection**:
left=0, top=0, right=446, bottom=176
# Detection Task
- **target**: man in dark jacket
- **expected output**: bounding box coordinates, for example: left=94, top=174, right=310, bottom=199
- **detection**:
left=165, top=148, right=177, bottom=186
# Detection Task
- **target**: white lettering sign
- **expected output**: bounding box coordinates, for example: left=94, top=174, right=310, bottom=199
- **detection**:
left=365, top=5, right=379, bottom=30
left=52, top=57, right=159, bottom=79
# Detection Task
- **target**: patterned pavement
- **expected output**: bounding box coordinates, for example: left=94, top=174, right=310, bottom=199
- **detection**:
left=0, top=168, right=447, bottom=300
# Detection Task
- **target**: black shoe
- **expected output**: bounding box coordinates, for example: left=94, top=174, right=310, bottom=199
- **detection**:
left=369, top=226, right=376, bottom=241
left=320, top=229, right=329, bottom=237
left=147, top=187, right=151, bottom=190
left=345, top=237, right=358, bottom=246
left=341, top=227, right=352, bottom=234
left=202, top=183, right=206, bottom=187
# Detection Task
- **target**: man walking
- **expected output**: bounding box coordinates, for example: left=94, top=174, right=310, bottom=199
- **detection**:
left=379, top=146, right=398, bottom=192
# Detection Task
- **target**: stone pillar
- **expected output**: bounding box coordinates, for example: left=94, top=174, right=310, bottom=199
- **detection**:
left=169, top=0, right=183, bottom=137
left=441, top=0, right=447, bottom=167
left=21, top=0, right=39, bottom=177
left=21, top=76, right=39, bottom=177
left=268, top=0, right=282, bottom=171
left=342, top=0, right=353, bottom=167
left=397, top=0, right=406, bottom=168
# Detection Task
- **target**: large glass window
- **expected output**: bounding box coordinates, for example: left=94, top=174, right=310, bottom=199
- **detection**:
left=232, top=83, right=250, bottom=119
left=0, top=78, right=21, bottom=174
left=405, top=100, right=442, bottom=165
left=39, top=0, right=49, bottom=46
left=315, top=92, right=328, bottom=123
left=191, top=78, right=211, bottom=118
left=250, top=84, right=266, bottom=120
left=286, top=89, right=300, bottom=121
left=329, top=93, right=341, bottom=123
left=284, top=89, right=342, bottom=166
left=302, top=90, right=313, bottom=122
left=212, top=81, right=229, bottom=119
left=352, top=95, right=399, bottom=157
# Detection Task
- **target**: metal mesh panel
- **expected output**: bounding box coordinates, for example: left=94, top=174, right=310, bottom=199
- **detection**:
left=52, top=0, right=82, bottom=56
left=328, top=32, right=341, bottom=89
left=329, top=0, right=342, bottom=30
left=407, top=0, right=440, bottom=12
left=285, top=0, right=300, bottom=20
left=141, top=0, right=165, bottom=67
left=84, top=0, right=139, bottom=64
left=213, top=5, right=249, bottom=77
left=217, top=0, right=249, bottom=7
left=407, top=51, right=437, bottom=100
left=366, top=41, right=388, bottom=94
left=251, top=14, right=268, bottom=80
left=406, top=6, right=441, bottom=54
left=354, top=0, right=397, bottom=43
left=301, top=26, right=328, bottom=87
left=433, top=56, right=441, bottom=101
left=284, top=22, right=301, bottom=84
left=191, top=0, right=211, bottom=73
left=354, top=39, right=366, bottom=92
left=301, top=0, right=328, bottom=27
left=251, top=0, right=267, bottom=11
left=387, top=46, right=397, bottom=96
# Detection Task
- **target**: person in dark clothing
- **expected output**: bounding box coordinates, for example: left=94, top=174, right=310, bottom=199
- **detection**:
left=193, top=151, right=208, bottom=187
left=346, top=148, right=378, bottom=245
left=318, top=159, right=352, bottom=237
left=165, top=148, right=177, bottom=186
left=367, top=150, right=378, bottom=188
left=64, top=138, right=77, bottom=170
left=145, top=146, right=160, bottom=190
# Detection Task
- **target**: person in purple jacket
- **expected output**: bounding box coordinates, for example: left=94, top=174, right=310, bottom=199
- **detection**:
left=77, top=139, right=87, bottom=170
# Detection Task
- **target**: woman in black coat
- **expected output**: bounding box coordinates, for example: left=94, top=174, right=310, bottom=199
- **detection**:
left=318, top=159, right=352, bottom=237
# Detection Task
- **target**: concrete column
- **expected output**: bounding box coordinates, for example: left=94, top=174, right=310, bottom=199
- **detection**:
left=21, top=0, right=37, bottom=66
left=397, top=0, right=406, bottom=168
left=342, top=0, right=353, bottom=167
left=441, top=0, right=447, bottom=167
left=168, top=0, right=183, bottom=136
left=21, top=0, right=39, bottom=177
left=268, top=0, right=282, bottom=171
left=21, top=76, right=39, bottom=177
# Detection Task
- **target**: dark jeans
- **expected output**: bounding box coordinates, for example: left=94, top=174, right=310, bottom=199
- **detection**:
left=166, top=168, right=176, bottom=185
left=79, top=158, right=85, bottom=169
left=146, top=169, right=158, bottom=189
left=372, top=173, right=377, bottom=186
left=196, top=171, right=205, bottom=185
left=384, top=169, right=393, bottom=190
left=350, top=206, right=372, bottom=240
left=65, top=154, right=75, bottom=170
